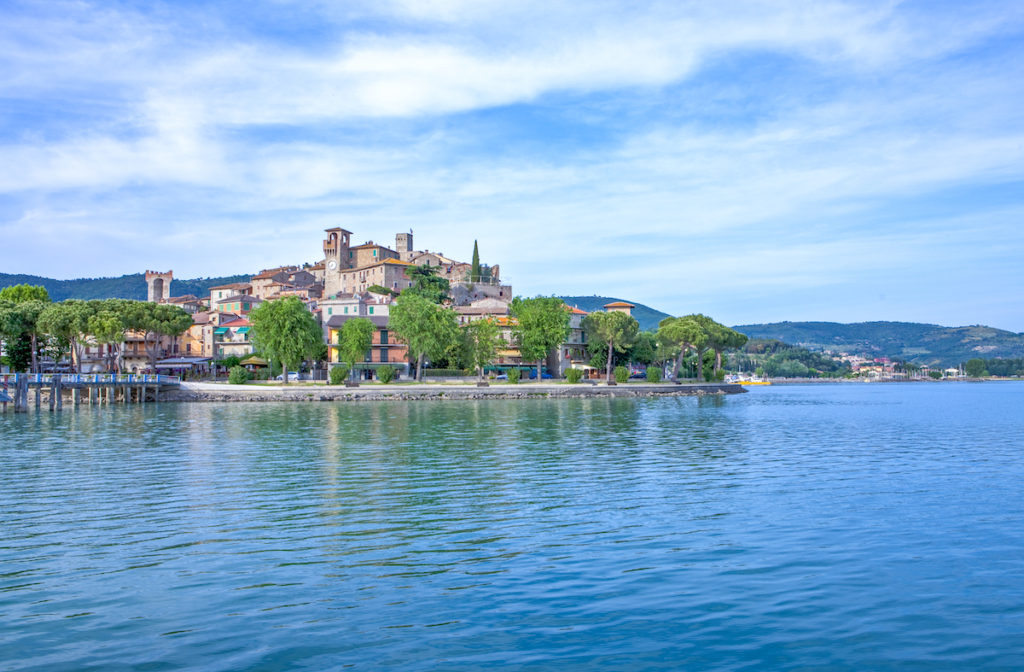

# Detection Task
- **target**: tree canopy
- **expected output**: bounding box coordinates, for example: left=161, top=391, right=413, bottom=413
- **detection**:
left=583, top=311, right=639, bottom=382
left=249, top=297, right=323, bottom=384
left=405, top=264, right=451, bottom=304
left=336, top=318, right=376, bottom=372
left=657, top=316, right=707, bottom=380
left=461, top=318, right=502, bottom=382
left=0, top=284, right=50, bottom=303
left=510, top=296, right=571, bottom=380
left=389, top=292, right=458, bottom=381
left=38, top=300, right=93, bottom=373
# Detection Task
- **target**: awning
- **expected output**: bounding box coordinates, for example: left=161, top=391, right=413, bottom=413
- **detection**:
left=214, top=327, right=228, bottom=335
left=235, top=327, right=249, bottom=334
left=240, top=356, right=268, bottom=366
left=155, top=357, right=211, bottom=368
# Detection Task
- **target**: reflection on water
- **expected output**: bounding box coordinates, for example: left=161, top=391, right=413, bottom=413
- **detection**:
left=3, top=385, right=1024, bottom=671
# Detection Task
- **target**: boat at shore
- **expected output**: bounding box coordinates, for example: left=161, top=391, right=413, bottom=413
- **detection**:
left=727, top=375, right=772, bottom=386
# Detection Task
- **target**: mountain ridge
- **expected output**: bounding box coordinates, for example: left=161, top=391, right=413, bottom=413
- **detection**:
left=733, top=320, right=1024, bottom=367
left=0, top=272, right=250, bottom=302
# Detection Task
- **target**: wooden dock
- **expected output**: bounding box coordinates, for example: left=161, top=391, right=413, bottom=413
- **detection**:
left=1, top=374, right=180, bottom=413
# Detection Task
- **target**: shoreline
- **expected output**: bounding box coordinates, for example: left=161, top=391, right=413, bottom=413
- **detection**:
left=165, top=381, right=746, bottom=402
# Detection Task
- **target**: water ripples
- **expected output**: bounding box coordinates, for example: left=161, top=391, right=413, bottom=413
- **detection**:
left=3, top=384, right=1024, bottom=670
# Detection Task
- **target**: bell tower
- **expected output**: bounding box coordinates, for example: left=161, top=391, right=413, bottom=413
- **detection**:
left=323, top=228, right=352, bottom=298
left=145, top=270, right=172, bottom=303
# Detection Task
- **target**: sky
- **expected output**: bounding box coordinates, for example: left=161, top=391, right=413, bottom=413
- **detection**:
left=2, top=1, right=1023, bottom=331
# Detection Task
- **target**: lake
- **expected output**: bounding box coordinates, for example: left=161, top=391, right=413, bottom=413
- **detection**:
left=3, top=383, right=1024, bottom=670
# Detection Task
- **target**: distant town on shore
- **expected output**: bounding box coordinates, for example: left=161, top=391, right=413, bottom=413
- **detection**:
left=2, top=227, right=1023, bottom=380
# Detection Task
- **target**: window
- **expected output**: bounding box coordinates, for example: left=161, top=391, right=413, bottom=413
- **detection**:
left=344, top=307, right=348, bottom=314
left=369, top=307, right=374, bottom=314
left=381, top=348, right=388, bottom=362
left=380, top=330, right=388, bottom=345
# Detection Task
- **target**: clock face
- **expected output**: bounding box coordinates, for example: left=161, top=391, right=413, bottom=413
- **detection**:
left=327, top=260, right=337, bottom=270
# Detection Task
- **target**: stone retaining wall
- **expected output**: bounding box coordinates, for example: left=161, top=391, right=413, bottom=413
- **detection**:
left=164, top=382, right=745, bottom=403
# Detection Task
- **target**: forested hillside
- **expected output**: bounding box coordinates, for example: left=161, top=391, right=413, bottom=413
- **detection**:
left=558, top=296, right=671, bottom=331
left=733, top=321, right=1024, bottom=367
left=0, top=272, right=250, bottom=302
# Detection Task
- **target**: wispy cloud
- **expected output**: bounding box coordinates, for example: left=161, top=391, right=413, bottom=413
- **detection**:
left=1, top=1, right=1023, bottom=329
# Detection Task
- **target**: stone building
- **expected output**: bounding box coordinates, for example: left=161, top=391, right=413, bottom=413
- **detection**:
left=146, top=270, right=172, bottom=303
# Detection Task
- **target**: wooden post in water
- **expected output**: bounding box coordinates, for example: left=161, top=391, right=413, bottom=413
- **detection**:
left=48, top=378, right=55, bottom=411
left=16, top=376, right=29, bottom=413
left=55, top=376, right=63, bottom=411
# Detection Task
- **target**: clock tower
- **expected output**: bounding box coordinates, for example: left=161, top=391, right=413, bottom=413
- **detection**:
left=323, top=227, right=352, bottom=298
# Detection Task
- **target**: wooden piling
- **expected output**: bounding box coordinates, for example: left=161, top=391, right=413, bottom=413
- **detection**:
left=16, top=376, right=29, bottom=413
left=55, top=376, right=63, bottom=411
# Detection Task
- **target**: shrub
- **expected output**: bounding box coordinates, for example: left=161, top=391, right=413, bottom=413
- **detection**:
left=646, top=366, right=662, bottom=383
left=928, top=370, right=942, bottom=380
left=614, top=366, right=629, bottom=384
left=423, top=368, right=464, bottom=377
left=565, top=368, right=583, bottom=384
left=228, top=366, right=249, bottom=385
left=507, top=368, right=521, bottom=384
left=377, top=365, right=395, bottom=384
left=329, top=364, right=349, bottom=385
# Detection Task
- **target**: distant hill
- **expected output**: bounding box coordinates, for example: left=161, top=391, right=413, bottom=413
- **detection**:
left=0, top=272, right=250, bottom=302
left=558, top=296, right=671, bottom=332
left=733, top=321, right=1024, bottom=367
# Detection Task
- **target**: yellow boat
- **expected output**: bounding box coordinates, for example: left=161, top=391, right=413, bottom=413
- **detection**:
left=738, top=380, right=772, bottom=386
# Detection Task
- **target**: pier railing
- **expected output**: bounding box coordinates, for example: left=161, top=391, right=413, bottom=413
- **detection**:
left=1, top=373, right=180, bottom=386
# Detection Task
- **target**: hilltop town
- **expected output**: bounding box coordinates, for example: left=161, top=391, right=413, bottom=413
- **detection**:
left=73, top=228, right=627, bottom=379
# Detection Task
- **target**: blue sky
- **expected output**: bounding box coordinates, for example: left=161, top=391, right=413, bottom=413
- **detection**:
left=2, top=1, right=1023, bottom=330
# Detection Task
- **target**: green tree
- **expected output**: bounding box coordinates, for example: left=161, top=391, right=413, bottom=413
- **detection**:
left=470, top=240, right=482, bottom=283
left=689, top=315, right=745, bottom=379
left=629, top=331, right=658, bottom=366
left=405, top=265, right=451, bottom=304
left=127, top=302, right=193, bottom=371
left=38, top=300, right=94, bottom=373
left=0, top=285, right=51, bottom=373
left=88, top=307, right=129, bottom=373
left=337, top=318, right=376, bottom=375
left=657, top=317, right=707, bottom=380
left=389, top=292, right=459, bottom=381
left=461, top=318, right=502, bottom=382
left=249, top=297, right=323, bottom=384
left=0, top=285, right=50, bottom=303
left=1, top=300, right=50, bottom=373
left=964, top=358, right=988, bottom=378
left=583, top=311, right=639, bottom=383
left=510, top=296, right=571, bottom=381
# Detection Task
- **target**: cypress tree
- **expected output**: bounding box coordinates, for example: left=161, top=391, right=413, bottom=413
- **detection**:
left=471, top=240, right=481, bottom=282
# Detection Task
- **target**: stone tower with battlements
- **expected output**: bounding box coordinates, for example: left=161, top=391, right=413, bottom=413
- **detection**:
left=145, top=270, right=172, bottom=303
left=395, top=230, right=413, bottom=260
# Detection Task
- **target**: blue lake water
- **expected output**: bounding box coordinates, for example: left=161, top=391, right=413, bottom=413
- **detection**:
left=2, top=383, right=1024, bottom=670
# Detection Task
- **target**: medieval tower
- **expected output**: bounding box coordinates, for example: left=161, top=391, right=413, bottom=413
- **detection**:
left=323, top=228, right=353, bottom=298
left=395, top=230, right=413, bottom=260
left=145, top=270, right=173, bottom=303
